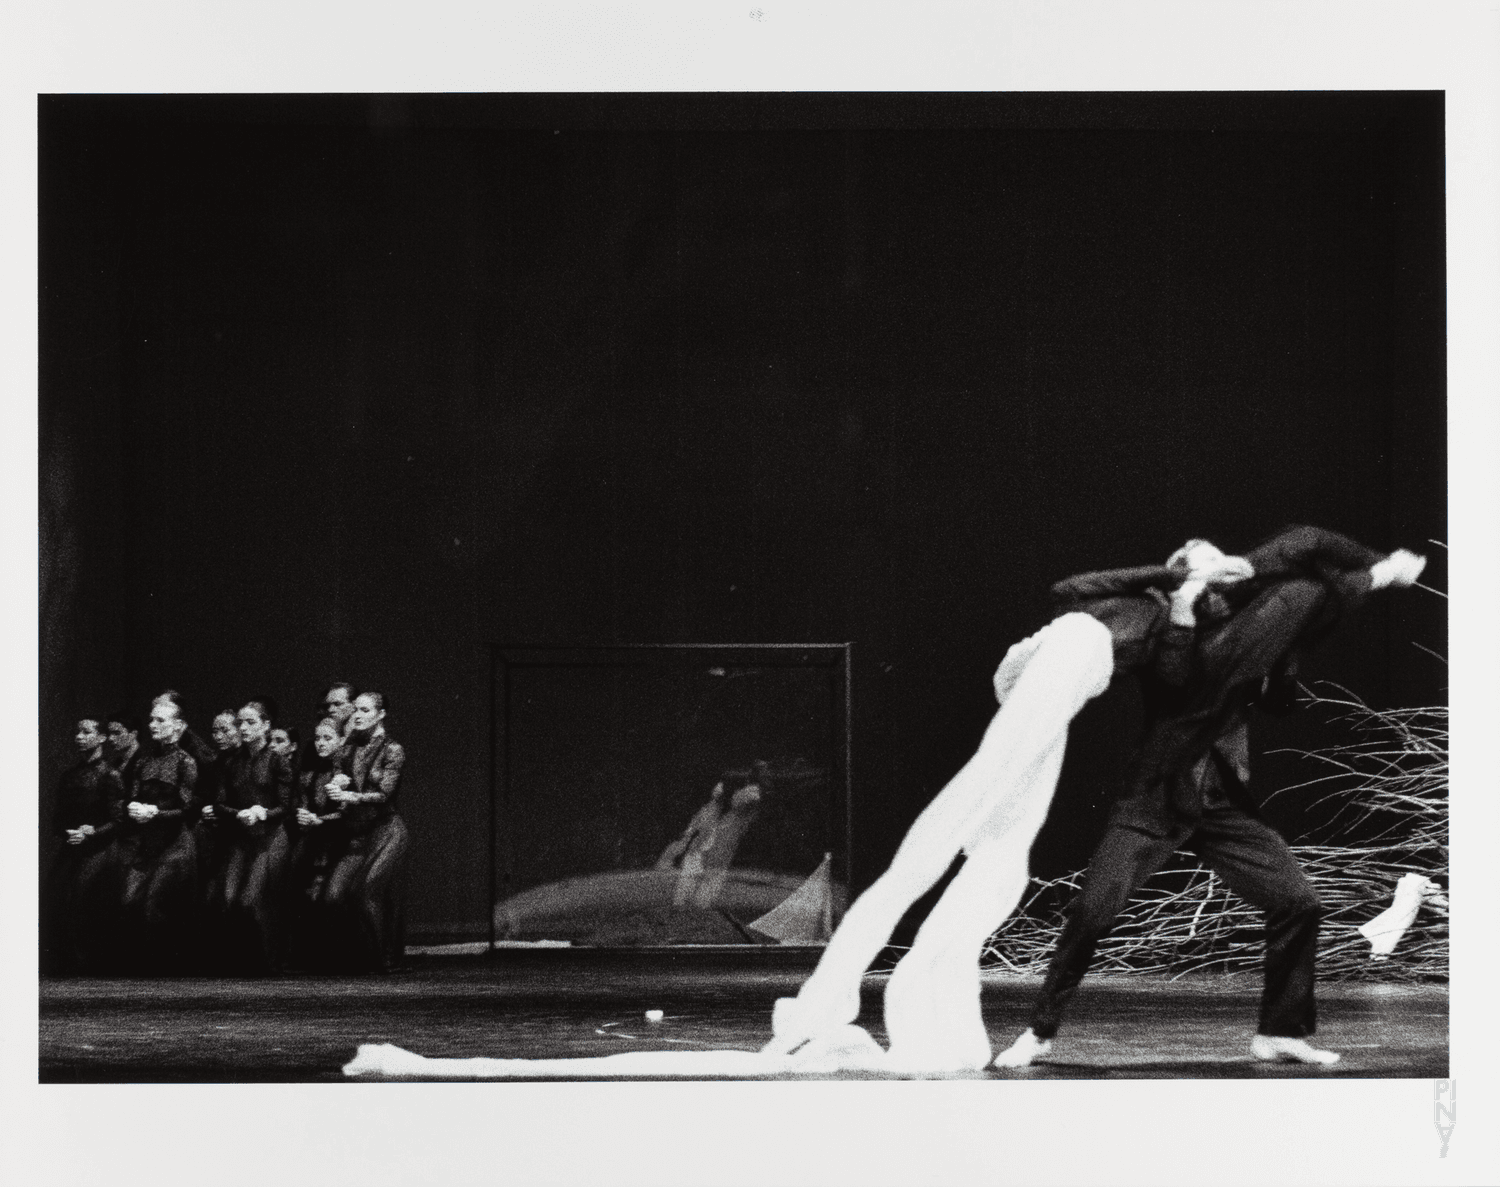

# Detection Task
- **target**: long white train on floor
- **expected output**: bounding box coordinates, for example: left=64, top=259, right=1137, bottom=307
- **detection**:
left=345, top=613, right=1115, bottom=1079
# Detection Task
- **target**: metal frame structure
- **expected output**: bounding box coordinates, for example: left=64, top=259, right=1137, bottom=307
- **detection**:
left=488, top=643, right=853, bottom=950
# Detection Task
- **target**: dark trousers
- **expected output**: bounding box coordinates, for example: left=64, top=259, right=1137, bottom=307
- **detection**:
left=43, top=841, right=119, bottom=973
left=1028, top=805, right=1322, bottom=1039
left=210, top=826, right=291, bottom=971
left=116, top=826, right=199, bottom=973
left=320, top=815, right=410, bottom=971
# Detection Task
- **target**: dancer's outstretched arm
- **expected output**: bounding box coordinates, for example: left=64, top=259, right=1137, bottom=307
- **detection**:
left=1243, top=525, right=1425, bottom=603
left=1051, top=564, right=1177, bottom=610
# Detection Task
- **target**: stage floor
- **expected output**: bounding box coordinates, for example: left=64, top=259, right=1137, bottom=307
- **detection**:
left=40, top=952, right=1448, bottom=1082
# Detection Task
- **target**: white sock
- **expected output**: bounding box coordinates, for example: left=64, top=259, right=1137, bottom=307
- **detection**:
left=1251, top=1034, right=1340, bottom=1065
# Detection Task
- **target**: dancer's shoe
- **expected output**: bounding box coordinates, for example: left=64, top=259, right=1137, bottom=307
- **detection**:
left=992, top=1028, right=1051, bottom=1068
left=1250, top=1034, right=1341, bottom=1065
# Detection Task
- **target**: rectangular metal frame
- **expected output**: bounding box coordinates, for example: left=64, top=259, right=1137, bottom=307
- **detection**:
left=488, top=643, right=853, bottom=948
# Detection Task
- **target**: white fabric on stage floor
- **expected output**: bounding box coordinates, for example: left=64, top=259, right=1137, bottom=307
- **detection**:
left=344, top=1025, right=894, bottom=1078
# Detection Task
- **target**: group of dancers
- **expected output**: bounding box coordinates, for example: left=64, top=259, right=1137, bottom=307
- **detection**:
left=44, top=683, right=410, bottom=975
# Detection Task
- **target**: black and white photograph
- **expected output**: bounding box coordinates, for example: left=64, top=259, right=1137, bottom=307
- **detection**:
left=9, top=5, right=1500, bottom=1187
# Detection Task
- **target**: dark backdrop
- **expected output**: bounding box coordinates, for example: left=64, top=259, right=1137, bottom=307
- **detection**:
left=39, top=93, right=1446, bottom=942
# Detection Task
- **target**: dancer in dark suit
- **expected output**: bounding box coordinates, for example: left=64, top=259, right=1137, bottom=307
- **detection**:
left=997, top=526, right=1427, bottom=1068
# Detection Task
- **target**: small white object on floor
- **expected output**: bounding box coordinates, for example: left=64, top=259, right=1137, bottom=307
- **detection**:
left=992, top=1028, right=1051, bottom=1069
left=645, top=1010, right=665, bottom=1022
left=1250, top=1035, right=1341, bottom=1065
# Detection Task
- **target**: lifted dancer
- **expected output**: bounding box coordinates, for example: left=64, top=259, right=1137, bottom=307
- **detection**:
left=996, top=527, right=1427, bottom=1069
left=763, top=538, right=1252, bottom=1068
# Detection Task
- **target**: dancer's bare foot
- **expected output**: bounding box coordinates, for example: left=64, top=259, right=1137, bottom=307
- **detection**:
left=992, top=1028, right=1051, bottom=1068
left=1251, top=1034, right=1341, bottom=1065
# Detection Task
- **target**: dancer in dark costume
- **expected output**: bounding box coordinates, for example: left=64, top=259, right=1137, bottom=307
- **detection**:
left=151, top=692, right=220, bottom=795
left=286, top=718, right=348, bottom=964
left=996, top=527, right=1427, bottom=1068
left=43, top=719, right=124, bottom=972
left=322, top=692, right=410, bottom=971
left=192, top=711, right=243, bottom=892
left=116, top=700, right=200, bottom=972
left=204, top=701, right=293, bottom=971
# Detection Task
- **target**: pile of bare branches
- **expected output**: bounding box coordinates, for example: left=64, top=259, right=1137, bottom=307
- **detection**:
left=980, top=687, right=1449, bottom=983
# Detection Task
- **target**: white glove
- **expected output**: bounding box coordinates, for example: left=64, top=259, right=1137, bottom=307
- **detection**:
left=1369, top=549, right=1427, bottom=590
left=128, top=801, right=159, bottom=822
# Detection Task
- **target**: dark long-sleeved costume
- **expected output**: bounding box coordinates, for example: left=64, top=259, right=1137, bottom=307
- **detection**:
left=207, top=742, right=293, bottom=970
left=1026, top=526, right=1391, bottom=1041
left=43, top=753, right=124, bottom=972
left=1050, top=563, right=1196, bottom=680
left=55, top=753, right=123, bottom=840
left=114, top=742, right=200, bottom=969
left=284, top=757, right=346, bottom=960
left=317, top=728, right=410, bottom=970
left=108, top=741, right=143, bottom=797
left=191, top=740, right=240, bottom=901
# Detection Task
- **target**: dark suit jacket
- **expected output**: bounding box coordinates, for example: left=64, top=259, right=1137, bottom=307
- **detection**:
left=1049, top=564, right=1195, bottom=683
left=1103, top=525, right=1386, bottom=835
